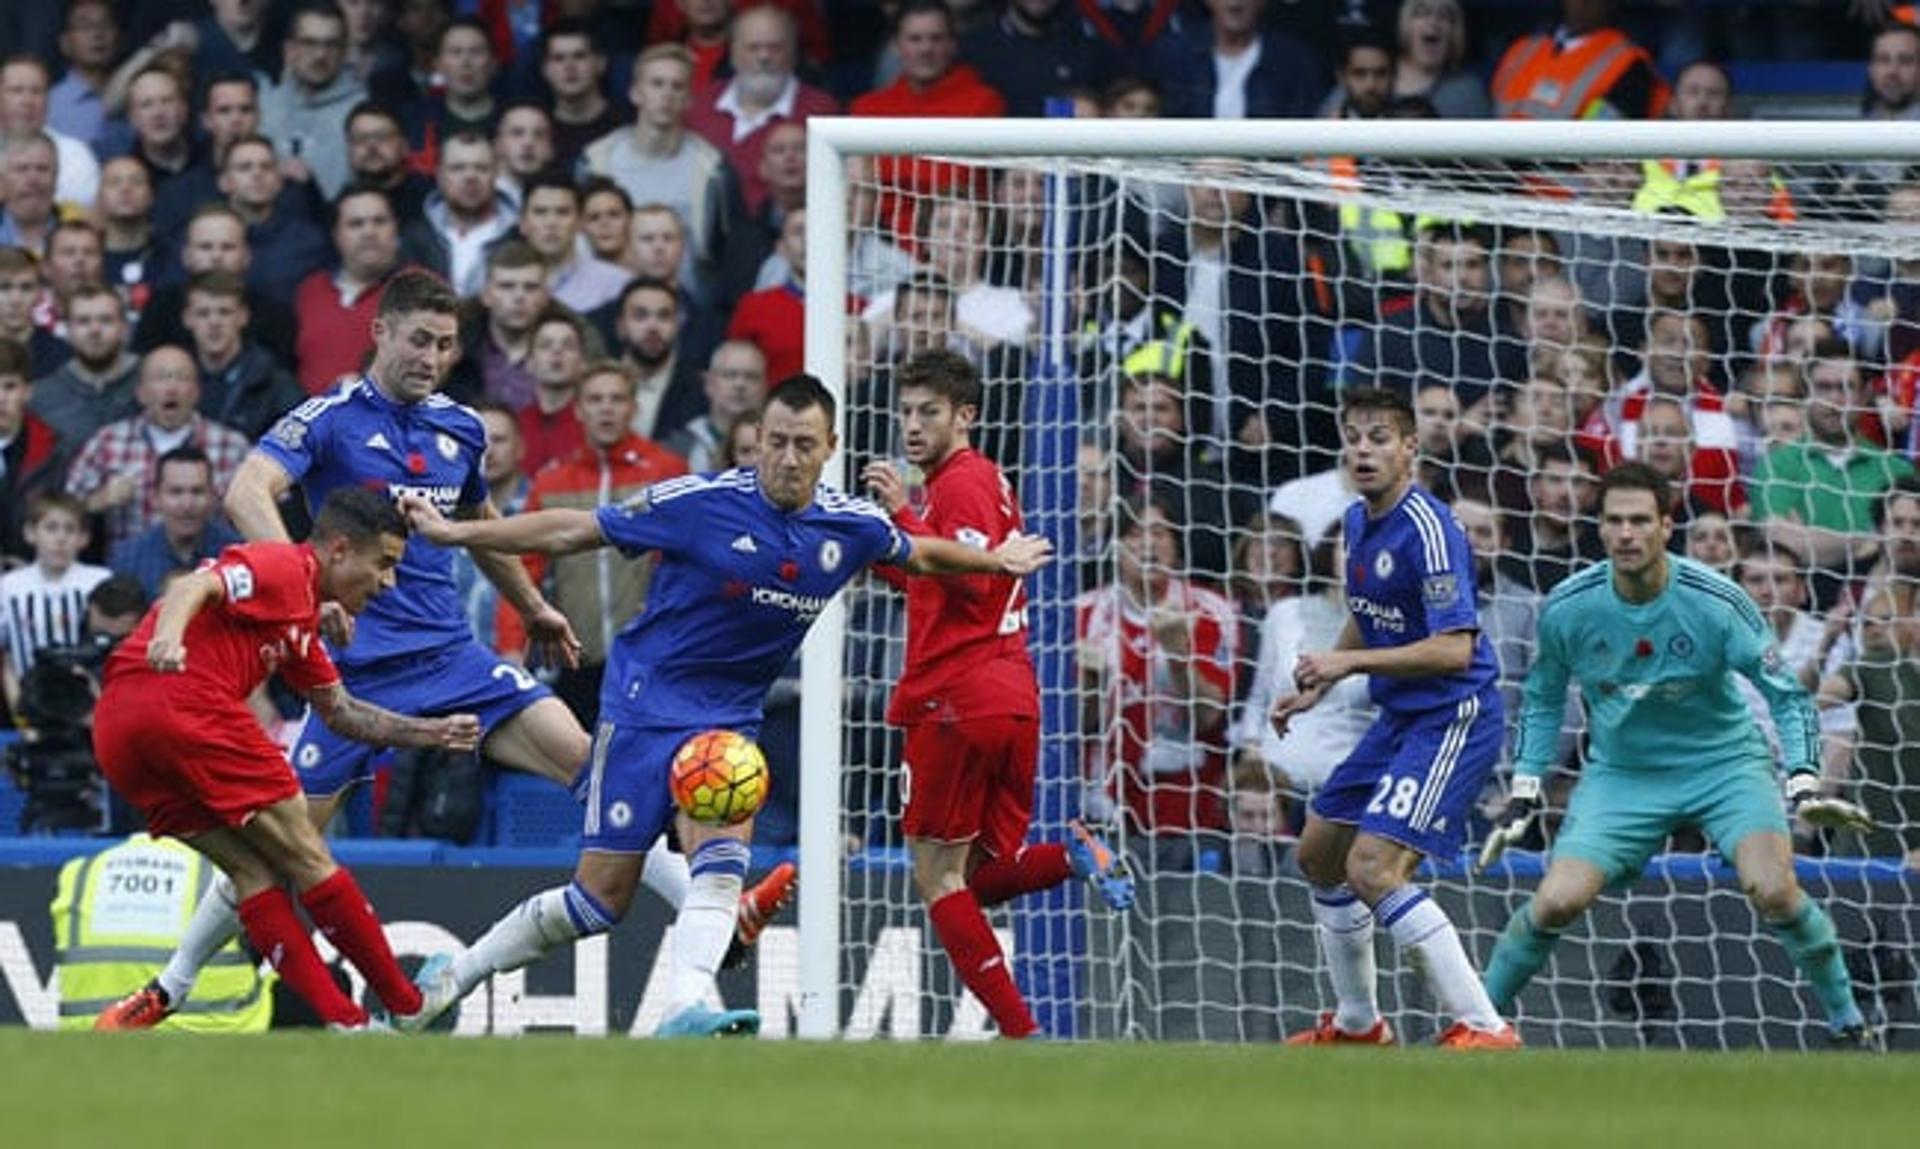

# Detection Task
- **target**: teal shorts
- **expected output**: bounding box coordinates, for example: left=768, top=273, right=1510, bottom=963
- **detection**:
left=1551, top=761, right=1789, bottom=884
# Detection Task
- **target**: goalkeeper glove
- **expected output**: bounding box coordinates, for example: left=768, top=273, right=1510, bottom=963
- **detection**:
left=1785, top=771, right=1875, bottom=832
left=1476, top=774, right=1543, bottom=874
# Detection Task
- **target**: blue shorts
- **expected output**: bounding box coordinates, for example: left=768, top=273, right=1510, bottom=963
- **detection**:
left=582, top=719, right=760, bottom=853
left=291, top=642, right=554, bottom=798
left=1553, top=760, right=1787, bottom=885
left=1310, top=688, right=1504, bottom=858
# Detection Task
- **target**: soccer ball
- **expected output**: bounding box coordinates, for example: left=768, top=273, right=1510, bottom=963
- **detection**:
left=669, top=730, right=770, bottom=826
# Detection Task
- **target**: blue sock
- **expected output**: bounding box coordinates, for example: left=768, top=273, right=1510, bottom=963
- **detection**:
left=1483, top=904, right=1561, bottom=1015
left=1768, top=899, right=1864, bottom=1032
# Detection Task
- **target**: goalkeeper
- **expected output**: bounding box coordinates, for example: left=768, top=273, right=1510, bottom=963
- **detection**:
left=1480, top=463, right=1874, bottom=1045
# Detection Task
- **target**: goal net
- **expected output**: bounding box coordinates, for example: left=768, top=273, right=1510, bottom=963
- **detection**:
left=800, top=120, right=1920, bottom=1049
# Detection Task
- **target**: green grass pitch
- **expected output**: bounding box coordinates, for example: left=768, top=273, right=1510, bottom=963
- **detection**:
left=5, top=1029, right=1909, bottom=1148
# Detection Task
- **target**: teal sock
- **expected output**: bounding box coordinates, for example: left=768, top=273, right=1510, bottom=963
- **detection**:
left=1767, top=899, right=1864, bottom=1031
left=1483, top=904, right=1561, bottom=1014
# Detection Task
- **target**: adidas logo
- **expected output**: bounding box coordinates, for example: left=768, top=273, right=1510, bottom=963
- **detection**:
left=365, top=432, right=391, bottom=451
left=731, top=534, right=758, bottom=554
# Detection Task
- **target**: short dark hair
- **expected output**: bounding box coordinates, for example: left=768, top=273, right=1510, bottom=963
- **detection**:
left=1596, top=461, right=1672, bottom=514
left=1114, top=489, right=1182, bottom=555
left=155, top=444, right=213, bottom=484
left=186, top=268, right=248, bottom=302
left=1875, top=475, right=1920, bottom=531
left=378, top=268, right=459, bottom=321
left=896, top=349, right=980, bottom=411
left=766, top=373, right=837, bottom=426
left=1339, top=386, right=1417, bottom=437
left=329, top=181, right=396, bottom=231
left=542, top=19, right=599, bottom=58
left=520, top=169, right=579, bottom=207
left=0, top=337, right=27, bottom=381
left=312, top=486, right=408, bottom=546
left=617, top=274, right=678, bottom=314
left=486, top=237, right=546, bottom=277
left=346, top=99, right=404, bottom=133
left=580, top=176, right=632, bottom=210
left=221, top=133, right=277, bottom=169
left=88, top=575, right=148, bottom=620
left=26, top=491, right=87, bottom=527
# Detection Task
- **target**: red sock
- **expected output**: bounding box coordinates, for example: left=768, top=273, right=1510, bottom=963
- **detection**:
left=300, top=869, right=423, bottom=1017
left=237, top=888, right=367, bottom=1028
left=970, top=844, right=1071, bottom=907
left=928, top=889, right=1038, bottom=1039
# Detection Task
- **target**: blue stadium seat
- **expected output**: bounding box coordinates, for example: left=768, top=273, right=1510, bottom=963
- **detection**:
left=0, top=782, right=26, bottom=836
left=489, top=772, right=583, bottom=849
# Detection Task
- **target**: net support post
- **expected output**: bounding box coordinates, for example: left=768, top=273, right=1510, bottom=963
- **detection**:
left=797, top=125, right=850, bottom=1041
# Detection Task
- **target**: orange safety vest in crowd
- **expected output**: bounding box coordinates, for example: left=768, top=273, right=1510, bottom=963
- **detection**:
left=1493, top=28, right=1666, bottom=120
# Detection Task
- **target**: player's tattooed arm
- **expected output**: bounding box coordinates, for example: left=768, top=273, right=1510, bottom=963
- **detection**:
left=308, top=683, right=482, bottom=751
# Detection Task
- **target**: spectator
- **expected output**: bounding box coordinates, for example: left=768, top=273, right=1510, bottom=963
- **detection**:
left=516, top=310, right=590, bottom=477
left=1111, top=362, right=1254, bottom=579
left=627, top=201, right=694, bottom=297
left=1683, top=509, right=1738, bottom=574
left=1233, top=522, right=1371, bottom=827
left=847, top=173, right=919, bottom=301
left=492, top=101, right=553, bottom=207
left=451, top=239, right=549, bottom=411
left=719, top=407, right=761, bottom=468
left=64, top=345, right=250, bottom=552
left=541, top=21, right=623, bottom=160
left=1753, top=339, right=1916, bottom=576
left=866, top=199, right=1033, bottom=351
left=1316, top=25, right=1394, bottom=119
left=1077, top=491, right=1237, bottom=848
left=452, top=399, right=529, bottom=654
left=1667, top=58, right=1731, bottom=121
left=728, top=206, right=806, bottom=383
left=216, top=135, right=329, bottom=302
left=849, top=0, right=1005, bottom=239
left=649, top=0, right=834, bottom=78
left=1818, top=584, right=1920, bottom=866
left=1735, top=541, right=1856, bottom=760
left=0, top=58, right=99, bottom=209
left=1149, top=0, right=1323, bottom=121
left=1583, top=309, right=1742, bottom=506
left=370, top=0, right=452, bottom=120
left=0, top=492, right=110, bottom=717
left=1636, top=392, right=1746, bottom=518
left=1520, top=274, right=1589, bottom=379
left=1450, top=495, right=1541, bottom=723
left=0, top=246, right=66, bottom=378
left=1412, top=381, right=1466, bottom=499
left=1391, top=0, right=1488, bottom=118
left=583, top=44, right=742, bottom=295
left=95, top=158, right=158, bottom=308
left=667, top=339, right=767, bottom=471
left=261, top=2, right=368, bottom=199
left=0, top=133, right=62, bottom=254
left=188, top=0, right=282, bottom=84
left=1458, top=374, right=1576, bottom=513
left=410, top=18, right=498, bottom=151
left=740, top=119, right=807, bottom=269
left=963, top=0, right=1114, bottom=118
left=686, top=5, right=837, bottom=217
left=609, top=275, right=708, bottom=443
left=1076, top=0, right=1187, bottom=76
left=48, top=0, right=132, bottom=156
left=29, top=284, right=140, bottom=465
left=1752, top=250, right=1885, bottom=366
left=517, top=172, right=629, bottom=314
left=1491, top=0, right=1668, bottom=120
left=183, top=270, right=304, bottom=439
left=499, top=360, right=688, bottom=727
left=669, top=0, right=733, bottom=89
left=105, top=445, right=241, bottom=600
left=44, top=220, right=106, bottom=312
left=345, top=100, right=432, bottom=222
left=150, top=74, right=264, bottom=237
left=123, top=67, right=199, bottom=199
left=578, top=178, right=640, bottom=276
left=1074, top=238, right=1213, bottom=425
left=341, top=0, right=399, bottom=84
left=1349, top=220, right=1524, bottom=429
left=134, top=205, right=298, bottom=366
left=1502, top=439, right=1600, bottom=593
left=0, top=338, right=59, bottom=566
left=402, top=131, right=518, bottom=296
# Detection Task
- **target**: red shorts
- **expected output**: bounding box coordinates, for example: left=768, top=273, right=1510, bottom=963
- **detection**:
left=93, top=690, right=299, bottom=838
left=899, top=714, right=1037, bottom=859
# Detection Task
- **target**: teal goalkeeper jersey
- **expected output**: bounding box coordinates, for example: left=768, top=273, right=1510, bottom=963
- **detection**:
left=1513, top=556, right=1817, bottom=778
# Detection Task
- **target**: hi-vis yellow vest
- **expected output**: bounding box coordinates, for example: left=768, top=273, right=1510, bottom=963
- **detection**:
left=51, top=835, right=272, bottom=1032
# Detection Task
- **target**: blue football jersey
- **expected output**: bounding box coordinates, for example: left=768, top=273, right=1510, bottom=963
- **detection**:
left=257, top=378, right=489, bottom=668
left=595, top=469, right=914, bottom=727
left=1342, top=485, right=1500, bottom=715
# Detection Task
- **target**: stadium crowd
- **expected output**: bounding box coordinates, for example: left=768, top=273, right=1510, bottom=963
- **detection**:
left=0, top=0, right=1917, bottom=874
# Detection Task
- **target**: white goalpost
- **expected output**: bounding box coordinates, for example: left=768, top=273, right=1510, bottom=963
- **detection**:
left=798, top=118, right=1920, bottom=1045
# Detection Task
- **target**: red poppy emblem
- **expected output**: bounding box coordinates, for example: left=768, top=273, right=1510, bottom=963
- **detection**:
left=407, top=452, right=427, bottom=475
left=779, top=560, right=800, bottom=582
left=1635, top=638, right=1654, bottom=658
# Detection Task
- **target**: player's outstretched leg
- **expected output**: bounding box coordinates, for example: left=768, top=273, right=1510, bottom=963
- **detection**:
left=1483, top=903, right=1566, bottom=1015
left=724, top=860, right=798, bottom=970
left=401, top=877, right=620, bottom=1032
left=966, top=822, right=1135, bottom=911
left=95, top=870, right=243, bottom=1030
left=657, top=834, right=760, bottom=1037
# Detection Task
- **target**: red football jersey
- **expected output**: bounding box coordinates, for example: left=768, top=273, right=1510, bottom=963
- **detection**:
left=106, top=542, right=341, bottom=705
left=884, top=448, right=1039, bottom=725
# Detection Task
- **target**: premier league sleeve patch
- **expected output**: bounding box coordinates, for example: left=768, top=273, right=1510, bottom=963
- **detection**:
left=1422, top=573, right=1458, bottom=607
